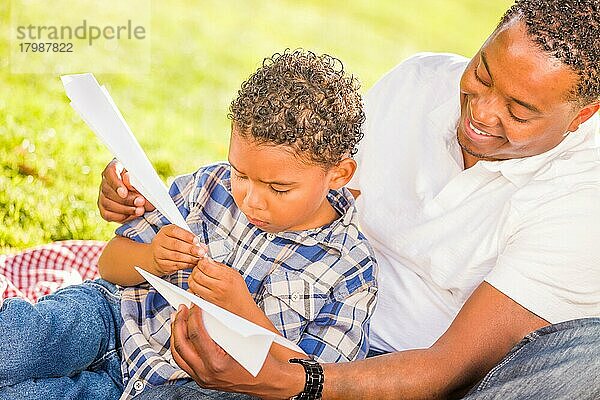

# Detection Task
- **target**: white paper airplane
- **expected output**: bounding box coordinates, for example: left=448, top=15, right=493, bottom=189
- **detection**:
left=61, top=73, right=192, bottom=233
left=135, top=266, right=305, bottom=376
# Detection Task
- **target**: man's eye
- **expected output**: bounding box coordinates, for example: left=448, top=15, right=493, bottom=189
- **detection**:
left=474, top=67, right=491, bottom=87
left=508, top=108, right=529, bottom=124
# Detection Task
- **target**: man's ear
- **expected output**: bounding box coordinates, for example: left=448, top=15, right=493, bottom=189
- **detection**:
left=567, top=102, right=600, bottom=132
left=328, top=158, right=357, bottom=190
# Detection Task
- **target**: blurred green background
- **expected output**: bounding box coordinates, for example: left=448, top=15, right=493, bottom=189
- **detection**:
left=0, top=0, right=512, bottom=252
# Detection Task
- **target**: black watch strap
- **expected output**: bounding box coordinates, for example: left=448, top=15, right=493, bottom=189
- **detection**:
left=288, top=358, right=324, bottom=400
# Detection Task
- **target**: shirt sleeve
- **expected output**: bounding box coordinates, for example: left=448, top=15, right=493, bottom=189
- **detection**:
left=485, top=187, right=600, bottom=323
left=298, top=247, right=378, bottom=363
left=115, top=172, right=197, bottom=243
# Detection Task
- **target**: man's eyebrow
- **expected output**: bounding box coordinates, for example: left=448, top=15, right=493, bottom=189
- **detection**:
left=228, top=158, right=297, bottom=186
left=481, top=51, right=542, bottom=114
left=508, top=95, right=542, bottom=114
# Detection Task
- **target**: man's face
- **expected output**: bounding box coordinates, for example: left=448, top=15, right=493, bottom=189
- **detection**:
left=228, top=130, right=336, bottom=233
left=457, top=20, right=581, bottom=167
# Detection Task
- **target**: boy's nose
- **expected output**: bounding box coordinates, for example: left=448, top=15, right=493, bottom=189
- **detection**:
left=243, top=187, right=267, bottom=211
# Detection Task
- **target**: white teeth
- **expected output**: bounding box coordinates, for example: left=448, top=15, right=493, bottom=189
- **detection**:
left=469, top=121, right=494, bottom=136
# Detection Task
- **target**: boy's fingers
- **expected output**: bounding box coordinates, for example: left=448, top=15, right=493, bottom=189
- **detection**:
left=196, top=257, right=226, bottom=279
left=161, top=236, right=206, bottom=258
left=191, top=263, right=220, bottom=286
left=156, top=248, right=200, bottom=266
left=164, top=225, right=200, bottom=245
left=187, top=278, right=213, bottom=299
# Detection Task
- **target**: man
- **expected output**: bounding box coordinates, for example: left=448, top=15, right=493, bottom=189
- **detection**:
left=99, top=0, right=599, bottom=398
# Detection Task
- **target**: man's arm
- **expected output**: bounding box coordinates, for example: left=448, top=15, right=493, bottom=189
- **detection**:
left=171, top=282, right=548, bottom=399
left=321, top=282, right=548, bottom=399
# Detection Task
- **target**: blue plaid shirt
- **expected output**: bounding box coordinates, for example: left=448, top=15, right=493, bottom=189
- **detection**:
left=115, top=162, right=378, bottom=399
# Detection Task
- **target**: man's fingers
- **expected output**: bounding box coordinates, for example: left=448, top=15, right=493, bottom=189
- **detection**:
left=121, top=170, right=135, bottom=191
left=171, top=306, right=207, bottom=377
left=186, top=305, right=224, bottom=357
left=101, top=160, right=129, bottom=198
left=101, top=177, right=140, bottom=207
left=171, top=340, right=195, bottom=378
left=99, top=194, right=140, bottom=216
left=170, top=308, right=195, bottom=377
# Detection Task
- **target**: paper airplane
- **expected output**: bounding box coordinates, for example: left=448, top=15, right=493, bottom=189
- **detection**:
left=135, top=267, right=305, bottom=376
left=61, top=73, right=192, bottom=233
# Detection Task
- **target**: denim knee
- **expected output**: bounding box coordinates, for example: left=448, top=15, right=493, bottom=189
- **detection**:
left=0, top=280, right=123, bottom=387
left=465, top=318, right=600, bottom=400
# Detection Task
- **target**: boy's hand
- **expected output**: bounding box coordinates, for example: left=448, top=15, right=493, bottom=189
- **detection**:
left=150, top=225, right=207, bottom=276
left=98, top=159, right=155, bottom=223
left=188, top=257, right=256, bottom=319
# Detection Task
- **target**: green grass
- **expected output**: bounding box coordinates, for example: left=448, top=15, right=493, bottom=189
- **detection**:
left=0, top=0, right=512, bottom=252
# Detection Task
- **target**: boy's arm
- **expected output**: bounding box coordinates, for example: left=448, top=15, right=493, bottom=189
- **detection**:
left=98, top=235, right=153, bottom=286
left=99, top=225, right=205, bottom=286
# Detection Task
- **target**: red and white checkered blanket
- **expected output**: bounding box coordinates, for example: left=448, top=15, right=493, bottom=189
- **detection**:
left=0, top=240, right=105, bottom=304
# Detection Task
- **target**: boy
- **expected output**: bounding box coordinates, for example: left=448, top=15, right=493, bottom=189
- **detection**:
left=0, top=50, right=377, bottom=400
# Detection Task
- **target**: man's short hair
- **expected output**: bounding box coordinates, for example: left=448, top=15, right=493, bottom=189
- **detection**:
left=229, top=49, right=365, bottom=168
left=499, top=0, right=600, bottom=105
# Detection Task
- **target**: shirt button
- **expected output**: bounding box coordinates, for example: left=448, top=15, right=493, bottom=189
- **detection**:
left=133, top=380, right=145, bottom=392
left=266, top=233, right=276, bottom=240
left=291, top=292, right=301, bottom=302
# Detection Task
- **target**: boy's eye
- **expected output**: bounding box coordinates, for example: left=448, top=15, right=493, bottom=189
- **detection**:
left=233, top=172, right=247, bottom=180
left=270, top=186, right=289, bottom=195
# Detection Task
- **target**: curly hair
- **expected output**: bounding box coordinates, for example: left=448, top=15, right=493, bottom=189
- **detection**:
left=228, top=49, right=365, bottom=168
left=499, top=0, right=600, bottom=105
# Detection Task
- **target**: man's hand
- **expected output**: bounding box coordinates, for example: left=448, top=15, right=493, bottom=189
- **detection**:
left=170, top=305, right=304, bottom=400
left=188, top=257, right=256, bottom=320
left=98, top=159, right=155, bottom=223
left=151, top=225, right=206, bottom=276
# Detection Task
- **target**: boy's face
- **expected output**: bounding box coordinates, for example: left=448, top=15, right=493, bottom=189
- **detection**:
left=227, top=130, right=338, bottom=233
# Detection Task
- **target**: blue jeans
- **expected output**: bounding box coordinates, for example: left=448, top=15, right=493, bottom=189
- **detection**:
left=134, top=318, right=600, bottom=400
left=0, top=279, right=123, bottom=400
left=462, top=318, right=600, bottom=399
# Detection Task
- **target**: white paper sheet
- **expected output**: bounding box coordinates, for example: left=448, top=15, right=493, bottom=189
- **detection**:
left=135, top=267, right=305, bottom=376
left=61, top=73, right=192, bottom=233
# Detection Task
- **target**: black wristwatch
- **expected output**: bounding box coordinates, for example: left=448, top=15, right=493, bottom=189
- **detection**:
left=288, top=358, right=324, bottom=400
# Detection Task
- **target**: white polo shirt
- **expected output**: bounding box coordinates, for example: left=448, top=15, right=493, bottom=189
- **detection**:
left=349, top=53, right=600, bottom=352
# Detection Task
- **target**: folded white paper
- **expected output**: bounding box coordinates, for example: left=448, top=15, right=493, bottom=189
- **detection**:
left=61, top=73, right=192, bottom=233
left=135, top=267, right=305, bottom=376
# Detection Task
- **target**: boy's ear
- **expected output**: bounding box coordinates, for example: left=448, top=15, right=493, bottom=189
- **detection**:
left=328, top=158, right=357, bottom=190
